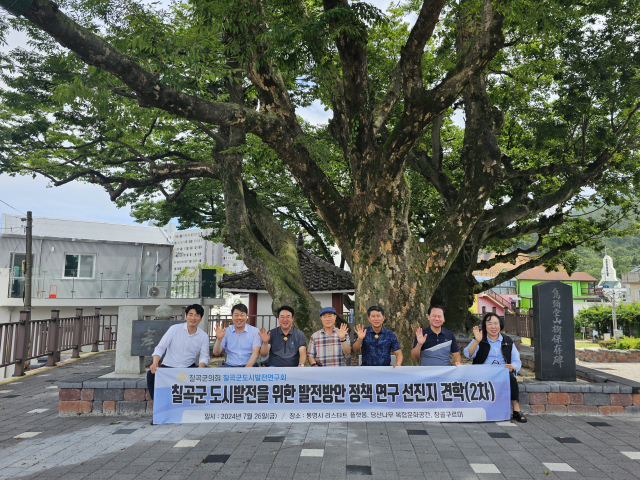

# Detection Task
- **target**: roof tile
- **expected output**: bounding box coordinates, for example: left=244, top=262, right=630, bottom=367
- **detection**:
left=219, top=247, right=354, bottom=292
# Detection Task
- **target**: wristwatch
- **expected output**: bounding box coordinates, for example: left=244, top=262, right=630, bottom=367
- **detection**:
left=340, top=338, right=347, bottom=342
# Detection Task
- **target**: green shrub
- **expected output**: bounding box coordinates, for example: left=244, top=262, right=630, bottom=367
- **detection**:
left=599, top=337, right=640, bottom=350
left=613, top=337, right=640, bottom=350
left=598, top=339, right=616, bottom=349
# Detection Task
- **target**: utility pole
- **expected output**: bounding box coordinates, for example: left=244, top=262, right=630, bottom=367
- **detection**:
left=24, top=211, right=32, bottom=312
left=14, top=212, right=32, bottom=376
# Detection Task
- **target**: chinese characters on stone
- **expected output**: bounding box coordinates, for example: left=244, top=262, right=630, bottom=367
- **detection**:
left=552, top=288, right=563, bottom=367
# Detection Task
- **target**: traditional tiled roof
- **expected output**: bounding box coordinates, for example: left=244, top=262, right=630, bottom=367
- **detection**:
left=219, top=247, right=354, bottom=292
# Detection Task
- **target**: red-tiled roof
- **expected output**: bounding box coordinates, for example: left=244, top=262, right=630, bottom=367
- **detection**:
left=516, top=265, right=596, bottom=282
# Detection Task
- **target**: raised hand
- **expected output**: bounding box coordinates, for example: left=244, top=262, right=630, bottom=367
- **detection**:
left=355, top=324, right=366, bottom=341
left=214, top=323, right=226, bottom=340
left=259, top=327, right=271, bottom=344
left=472, top=325, right=482, bottom=342
left=336, top=323, right=349, bottom=341
left=415, top=327, right=427, bottom=345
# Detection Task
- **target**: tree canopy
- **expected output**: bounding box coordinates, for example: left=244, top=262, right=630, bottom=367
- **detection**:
left=2, top=0, right=640, bottom=356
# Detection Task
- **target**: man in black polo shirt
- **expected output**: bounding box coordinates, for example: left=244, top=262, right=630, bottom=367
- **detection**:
left=411, top=305, right=461, bottom=366
left=259, top=306, right=307, bottom=367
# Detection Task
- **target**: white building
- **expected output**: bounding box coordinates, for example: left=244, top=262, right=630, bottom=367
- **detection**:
left=157, top=222, right=246, bottom=277
left=0, top=215, right=225, bottom=321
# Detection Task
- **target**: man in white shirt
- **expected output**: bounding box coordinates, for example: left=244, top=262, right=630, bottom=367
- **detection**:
left=146, top=304, right=210, bottom=400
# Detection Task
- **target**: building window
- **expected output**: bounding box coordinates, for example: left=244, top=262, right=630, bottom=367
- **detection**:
left=64, top=254, right=95, bottom=278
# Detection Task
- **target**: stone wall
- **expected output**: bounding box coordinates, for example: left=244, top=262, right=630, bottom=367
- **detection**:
left=58, top=378, right=152, bottom=417
left=517, top=381, right=640, bottom=415
left=576, top=348, right=640, bottom=363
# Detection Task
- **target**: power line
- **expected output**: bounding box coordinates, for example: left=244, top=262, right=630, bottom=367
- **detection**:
left=0, top=198, right=26, bottom=215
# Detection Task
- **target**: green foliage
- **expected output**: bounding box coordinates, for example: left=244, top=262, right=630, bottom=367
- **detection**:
left=575, top=302, right=640, bottom=337
left=599, top=336, right=640, bottom=350
left=175, top=262, right=230, bottom=281
left=575, top=235, right=640, bottom=279
left=2, top=0, right=640, bottom=311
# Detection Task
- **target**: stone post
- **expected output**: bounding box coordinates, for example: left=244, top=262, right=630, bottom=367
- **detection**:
left=114, top=306, right=145, bottom=374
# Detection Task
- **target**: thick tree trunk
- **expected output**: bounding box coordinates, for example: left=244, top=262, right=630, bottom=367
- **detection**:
left=431, top=240, right=481, bottom=335
left=348, top=175, right=431, bottom=364
left=216, top=69, right=322, bottom=336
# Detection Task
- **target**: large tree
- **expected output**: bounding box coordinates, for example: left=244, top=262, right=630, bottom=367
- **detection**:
left=2, top=0, right=640, bottom=357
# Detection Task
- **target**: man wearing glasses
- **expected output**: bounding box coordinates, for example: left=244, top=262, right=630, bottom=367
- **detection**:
left=352, top=306, right=403, bottom=367
left=258, top=306, right=307, bottom=367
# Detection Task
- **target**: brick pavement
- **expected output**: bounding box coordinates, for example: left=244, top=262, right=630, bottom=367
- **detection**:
left=2, top=353, right=640, bottom=479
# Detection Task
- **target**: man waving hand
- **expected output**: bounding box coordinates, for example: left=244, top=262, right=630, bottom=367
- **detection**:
left=411, top=305, right=461, bottom=367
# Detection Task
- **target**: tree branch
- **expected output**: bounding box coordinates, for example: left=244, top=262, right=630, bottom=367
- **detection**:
left=22, top=0, right=282, bottom=137
left=378, top=0, right=504, bottom=180
left=372, top=63, right=402, bottom=136
left=158, top=178, right=189, bottom=203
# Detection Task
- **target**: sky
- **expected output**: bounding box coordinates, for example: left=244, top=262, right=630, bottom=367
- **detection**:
left=0, top=0, right=407, bottom=229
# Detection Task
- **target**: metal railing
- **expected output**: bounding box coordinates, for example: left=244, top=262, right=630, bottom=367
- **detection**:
left=504, top=310, right=534, bottom=339
left=0, top=308, right=118, bottom=374
left=8, top=272, right=221, bottom=300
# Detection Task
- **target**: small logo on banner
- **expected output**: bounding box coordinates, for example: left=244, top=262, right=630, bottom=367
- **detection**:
left=177, top=372, right=187, bottom=382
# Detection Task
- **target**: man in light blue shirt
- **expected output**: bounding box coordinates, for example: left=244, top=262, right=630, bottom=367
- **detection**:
left=464, top=313, right=526, bottom=423
left=213, top=303, right=261, bottom=367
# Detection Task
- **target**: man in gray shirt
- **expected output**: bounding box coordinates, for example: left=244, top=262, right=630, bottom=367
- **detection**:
left=259, top=306, right=307, bottom=367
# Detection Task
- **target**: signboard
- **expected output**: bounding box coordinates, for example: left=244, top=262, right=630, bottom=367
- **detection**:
left=131, top=320, right=184, bottom=357
left=153, top=366, right=510, bottom=424
left=533, top=281, right=576, bottom=381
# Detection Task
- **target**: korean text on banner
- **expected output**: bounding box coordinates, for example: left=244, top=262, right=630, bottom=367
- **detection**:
left=153, top=366, right=511, bottom=424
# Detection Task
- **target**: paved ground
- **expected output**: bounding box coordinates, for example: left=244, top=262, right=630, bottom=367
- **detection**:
left=576, top=359, right=640, bottom=383
left=2, top=354, right=640, bottom=479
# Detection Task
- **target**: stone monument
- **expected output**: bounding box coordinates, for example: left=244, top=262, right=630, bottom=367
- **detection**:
left=114, top=306, right=145, bottom=374
left=533, top=281, right=576, bottom=381
left=131, top=303, right=182, bottom=359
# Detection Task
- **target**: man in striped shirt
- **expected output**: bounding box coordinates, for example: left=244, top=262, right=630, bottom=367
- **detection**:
left=307, top=307, right=351, bottom=367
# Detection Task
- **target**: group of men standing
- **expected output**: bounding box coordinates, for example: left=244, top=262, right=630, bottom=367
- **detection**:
left=146, top=301, right=526, bottom=422
left=152, top=303, right=462, bottom=370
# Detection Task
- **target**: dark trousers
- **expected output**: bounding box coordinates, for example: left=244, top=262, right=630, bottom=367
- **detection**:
left=509, top=372, right=519, bottom=402
left=146, top=363, right=196, bottom=400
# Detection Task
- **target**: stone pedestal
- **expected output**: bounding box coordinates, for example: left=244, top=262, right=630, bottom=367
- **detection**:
left=115, top=306, right=145, bottom=374
left=533, top=281, right=576, bottom=381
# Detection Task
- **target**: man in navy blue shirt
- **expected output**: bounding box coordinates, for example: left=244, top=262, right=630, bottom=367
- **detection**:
left=411, top=305, right=461, bottom=367
left=352, top=306, right=402, bottom=367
